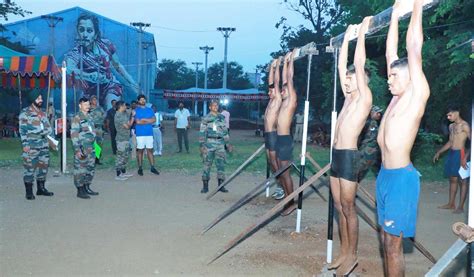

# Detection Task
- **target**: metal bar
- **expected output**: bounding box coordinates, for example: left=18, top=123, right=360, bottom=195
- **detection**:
left=330, top=0, right=440, bottom=48
left=425, top=239, right=466, bottom=276
left=202, top=162, right=294, bottom=235
left=208, top=164, right=330, bottom=264
left=206, top=143, right=265, bottom=200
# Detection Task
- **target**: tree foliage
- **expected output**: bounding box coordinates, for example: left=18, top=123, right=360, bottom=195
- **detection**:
left=0, top=1, right=31, bottom=22
left=206, top=61, right=252, bottom=89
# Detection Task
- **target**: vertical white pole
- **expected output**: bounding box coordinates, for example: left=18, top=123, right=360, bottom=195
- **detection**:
left=61, top=61, right=67, bottom=173
left=469, top=100, right=474, bottom=227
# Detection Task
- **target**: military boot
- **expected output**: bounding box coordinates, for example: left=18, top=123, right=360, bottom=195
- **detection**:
left=200, top=180, right=209, bottom=193
left=84, top=184, right=99, bottom=196
left=77, top=186, right=91, bottom=199
left=36, top=180, right=54, bottom=196
left=218, top=179, right=228, bottom=193
left=24, top=182, right=35, bottom=200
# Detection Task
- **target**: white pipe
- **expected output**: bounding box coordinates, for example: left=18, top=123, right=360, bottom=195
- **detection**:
left=300, top=101, right=310, bottom=166
left=469, top=100, right=474, bottom=227
left=326, top=240, right=333, bottom=263
left=61, top=61, right=67, bottom=173
left=265, top=187, right=270, bottom=197
left=296, top=209, right=302, bottom=233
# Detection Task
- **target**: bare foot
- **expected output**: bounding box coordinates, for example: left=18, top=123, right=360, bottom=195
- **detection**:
left=438, top=203, right=455, bottom=209
left=335, top=255, right=358, bottom=276
left=281, top=203, right=297, bottom=216
left=453, top=208, right=464, bottom=214
left=327, top=254, right=346, bottom=270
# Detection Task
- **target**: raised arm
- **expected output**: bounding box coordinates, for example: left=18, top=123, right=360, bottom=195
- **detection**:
left=406, top=0, right=429, bottom=100
left=386, top=1, right=402, bottom=74
left=273, top=57, right=281, bottom=99
left=287, top=49, right=297, bottom=94
left=282, top=52, right=290, bottom=89
left=354, top=16, right=373, bottom=103
left=339, top=25, right=356, bottom=96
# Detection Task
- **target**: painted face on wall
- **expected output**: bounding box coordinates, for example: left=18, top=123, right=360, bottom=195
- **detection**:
left=77, top=19, right=97, bottom=48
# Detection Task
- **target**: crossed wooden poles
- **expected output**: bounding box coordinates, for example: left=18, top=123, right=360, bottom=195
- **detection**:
left=203, top=146, right=437, bottom=265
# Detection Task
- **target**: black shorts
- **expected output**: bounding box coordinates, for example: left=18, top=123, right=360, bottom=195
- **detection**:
left=276, top=135, right=293, bottom=161
left=264, top=131, right=277, bottom=151
left=330, top=148, right=360, bottom=182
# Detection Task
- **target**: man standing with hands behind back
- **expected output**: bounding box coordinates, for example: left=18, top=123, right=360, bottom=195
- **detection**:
left=175, top=102, right=191, bottom=153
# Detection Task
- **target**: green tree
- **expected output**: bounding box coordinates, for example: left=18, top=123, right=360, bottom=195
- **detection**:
left=206, top=61, right=252, bottom=89
left=155, top=59, right=198, bottom=90
left=0, top=1, right=31, bottom=53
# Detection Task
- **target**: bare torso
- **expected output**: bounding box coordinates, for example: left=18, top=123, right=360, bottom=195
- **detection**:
left=377, top=85, right=429, bottom=168
left=277, top=94, right=296, bottom=135
left=264, top=97, right=282, bottom=132
left=449, top=121, right=470, bottom=150
left=333, top=93, right=371, bottom=149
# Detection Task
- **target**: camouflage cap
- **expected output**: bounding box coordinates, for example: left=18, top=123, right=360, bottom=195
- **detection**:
left=371, top=105, right=383, bottom=114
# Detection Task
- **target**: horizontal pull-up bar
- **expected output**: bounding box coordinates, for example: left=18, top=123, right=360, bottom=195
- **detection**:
left=266, top=42, right=319, bottom=72
left=329, top=0, right=440, bottom=49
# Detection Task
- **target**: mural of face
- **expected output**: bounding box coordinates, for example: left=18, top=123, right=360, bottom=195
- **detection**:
left=77, top=19, right=97, bottom=49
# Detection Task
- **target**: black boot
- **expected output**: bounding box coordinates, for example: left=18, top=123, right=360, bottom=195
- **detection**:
left=201, top=180, right=209, bottom=193
left=24, top=182, right=35, bottom=200
left=84, top=184, right=99, bottom=196
left=36, top=180, right=54, bottom=196
left=218, top=179, right=228, bottom=193
left=77, top=186, right=91, bottom=199
left=95, top=158, right=102, bottom=165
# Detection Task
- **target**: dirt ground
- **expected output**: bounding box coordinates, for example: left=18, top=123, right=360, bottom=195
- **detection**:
left=0, top=127, right=470, bottom=276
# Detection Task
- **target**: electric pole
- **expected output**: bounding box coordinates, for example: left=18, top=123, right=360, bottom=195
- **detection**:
left=216, top=27, right=236, bottom=89
left=191, top=62, right=202, bottom=88
left=142, top=41, right=153, bottom=99
left=130, top=22, right=150, bottom=93
left=199, top=46, right=214, bottom=115
left=41, top=15, right=63, bottom=56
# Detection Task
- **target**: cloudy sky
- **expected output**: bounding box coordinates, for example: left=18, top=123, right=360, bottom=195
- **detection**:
left=8, top=0, right=312, bottom=73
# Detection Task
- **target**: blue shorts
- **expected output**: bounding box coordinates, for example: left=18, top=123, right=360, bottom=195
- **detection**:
left=444, top=149, right=461, bottom=177
left=376, top=163, right=420, bottom=238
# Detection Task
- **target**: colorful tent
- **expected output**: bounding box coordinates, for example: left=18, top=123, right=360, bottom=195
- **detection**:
left=0, top=45, right=60, bottom=89
left=163, top=87, right=268, bottom=102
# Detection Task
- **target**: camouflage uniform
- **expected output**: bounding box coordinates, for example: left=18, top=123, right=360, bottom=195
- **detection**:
left=71, top=111, right=96, bottom=188
left=19, top=105, right=52, bottom=183
left=89, top=105, right=105, bottom=157
left=358, top=118, right=381, bottom=181
left=114, top=111, right=131, bottom=172
left=199, top=112, right=229, bottom=181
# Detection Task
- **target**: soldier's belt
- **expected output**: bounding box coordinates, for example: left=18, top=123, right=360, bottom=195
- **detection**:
left=207, top=136, right=223, bottom=139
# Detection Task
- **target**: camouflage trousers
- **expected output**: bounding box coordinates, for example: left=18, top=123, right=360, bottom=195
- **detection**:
left=22, top=146, right=49, bottom=183
left=202, top=140, right=226, bottom=181
left=115, top=140, right=131, bottom=171
left=73, top=146, right=96, bottom=188
left=357, top=147, right=381, bottom=182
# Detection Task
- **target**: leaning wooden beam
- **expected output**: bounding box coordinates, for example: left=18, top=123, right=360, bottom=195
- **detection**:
left=291, top=162, right=327, bottom=202
left=207, top=143, right=265, bottom=200
left=202, top=162, right=293, bottom=235
left=330, top=0, right=440, bottom=48
left=208, top=164, right=331, bottom=264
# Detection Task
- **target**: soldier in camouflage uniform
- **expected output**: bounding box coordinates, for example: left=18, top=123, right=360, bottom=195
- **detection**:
left=71, top=97, right=99, bottom=199
left=89, top=95, right=105, bottom=165
left=19, top=91, right=54, bottom=200
left=357, top=105, right=383, bottom=182
left=199, top=100, right=232, bottom=193
left=114, top=101, right=134, bottom=180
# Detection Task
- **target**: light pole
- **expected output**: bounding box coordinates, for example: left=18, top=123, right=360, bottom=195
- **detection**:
left=216, top=27, right=236, bottom=89
left=199, top=45, right=214, bottom=115
left=130, top=22, right=150, bottom=93
left=191, top=62, right=202, bottom=115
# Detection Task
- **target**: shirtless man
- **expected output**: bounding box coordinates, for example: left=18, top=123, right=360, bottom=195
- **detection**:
left=433, top=105, right=471, bottom=213
left=377, top=0, right=430, bottom=275
left=264, top=58, right=283, bottom=199
left=277, top=49, right=298, bottom=216
left=328, top=17, right=373, bottom=276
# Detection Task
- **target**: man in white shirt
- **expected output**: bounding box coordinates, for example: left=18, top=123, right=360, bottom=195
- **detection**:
left=152, top=105, right=163, bottom=156
left=174, top=102, right=191, bottom=153
left=293, top=110, right=304, bottom=142
left=221, top=106, right=230, bottom=132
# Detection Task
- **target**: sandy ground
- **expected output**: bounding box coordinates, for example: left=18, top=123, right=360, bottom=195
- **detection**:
left=0, top=127, right=470, bottom=276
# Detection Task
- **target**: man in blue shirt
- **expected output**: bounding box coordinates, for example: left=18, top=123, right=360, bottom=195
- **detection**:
left=134, top=95, right=159, bottom=176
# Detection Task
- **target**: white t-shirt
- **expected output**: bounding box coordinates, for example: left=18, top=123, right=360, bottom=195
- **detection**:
left=174, top=108, right=190, bottom=128
left=154, top=112, right=163, bottom=127
left=221, top=110, right=230, bottom=129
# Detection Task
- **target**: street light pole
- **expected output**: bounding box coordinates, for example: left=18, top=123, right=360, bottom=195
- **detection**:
left=199, top=46, right=214, bottom=116
left=216, top=27, right=236, bottom=89
left=130, top=22, right=150, bottom=93
left=191, top=62, right=203, bottom=88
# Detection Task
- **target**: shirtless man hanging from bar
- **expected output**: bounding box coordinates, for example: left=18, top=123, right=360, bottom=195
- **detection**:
left=264, top=57, right=284, bottom=199
left=328, top=17, right=373, bottom=276
left=277, top=49, right=298, bottom=216
left=377, top=0, right=430, bottom=275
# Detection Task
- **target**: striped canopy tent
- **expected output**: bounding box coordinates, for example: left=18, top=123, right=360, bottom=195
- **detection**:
left=0, top=45, right=61, bottom=90
left=163, top=87, right=268, bottom=102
